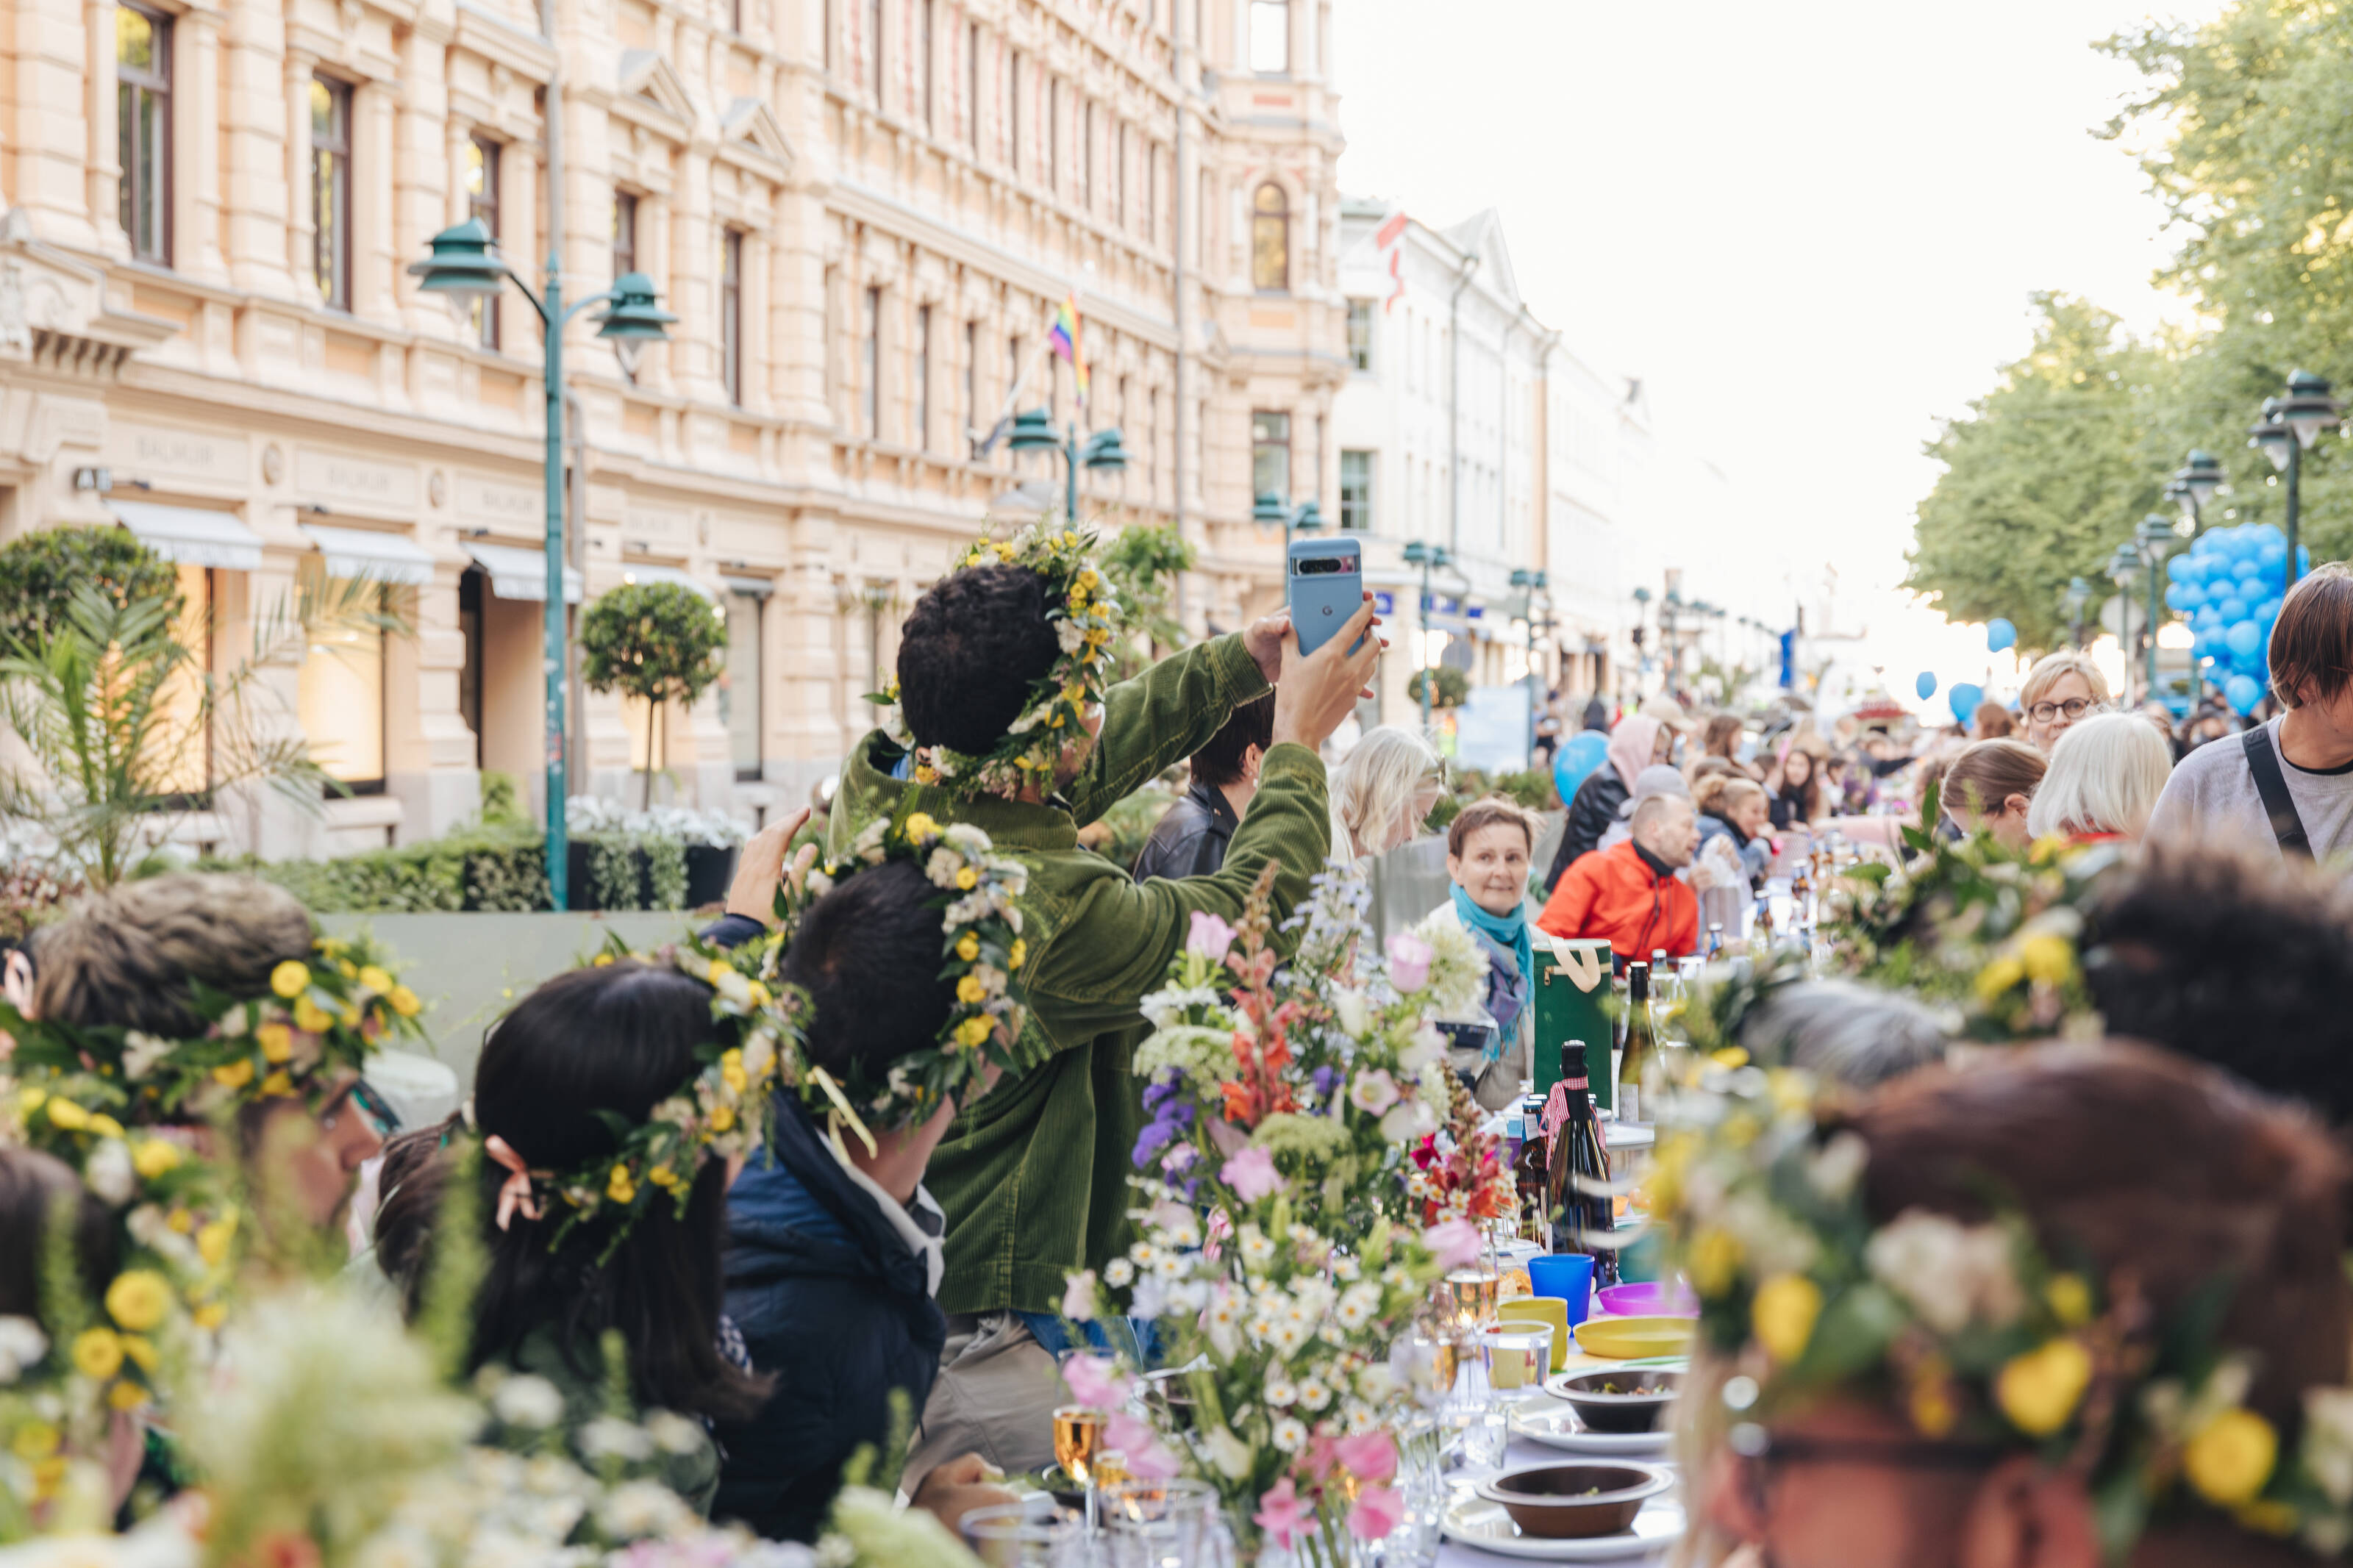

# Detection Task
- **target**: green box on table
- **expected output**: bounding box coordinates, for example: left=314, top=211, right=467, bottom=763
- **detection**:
left=1530, top=936, right=1616, bottom=1109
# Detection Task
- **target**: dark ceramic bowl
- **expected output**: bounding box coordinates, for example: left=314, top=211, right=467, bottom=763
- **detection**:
left=1550, top=1368, right=1684, bottom=1433
left=1475, top=1462, right=1673, bottom=1539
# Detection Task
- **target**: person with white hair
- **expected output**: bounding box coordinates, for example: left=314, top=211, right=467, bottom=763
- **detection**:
left=2024, top=709, right=2174, bottom=845
left=1329, top=725, right=1445, bottom=864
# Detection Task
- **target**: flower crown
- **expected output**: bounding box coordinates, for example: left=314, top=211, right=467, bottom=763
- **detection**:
left=870, top=523, right=1129, bottom=798
left=1, top=931, right=420, bottom=1121
left=1654, top=1060, right=2353, bottom=1558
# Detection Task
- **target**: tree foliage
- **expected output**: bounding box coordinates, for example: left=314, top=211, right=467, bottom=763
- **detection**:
left=581, top=581, right=727, bottom=807
left=1098, top=522, right=1199, bottom=677
left=0, top=526, right=182, bottom=651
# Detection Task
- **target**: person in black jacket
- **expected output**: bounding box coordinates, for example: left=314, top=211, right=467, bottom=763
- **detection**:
left=1131, top=691, right=1275, bottom=882
left=1543, top=714, right=1667, bottom=893
left=709, top=842, right=1013, bottom=1542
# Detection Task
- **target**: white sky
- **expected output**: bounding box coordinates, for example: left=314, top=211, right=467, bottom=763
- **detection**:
left=1335, top=0, right=2217, bottom=714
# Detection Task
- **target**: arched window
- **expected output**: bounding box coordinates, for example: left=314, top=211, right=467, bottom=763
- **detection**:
left=1251, top=182, right=1289, bottom=293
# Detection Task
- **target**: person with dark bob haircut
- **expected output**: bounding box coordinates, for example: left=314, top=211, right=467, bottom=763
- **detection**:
left=711, top=857, right=1013, bottom=1540
left=1132, top=690, right=1277, bottom=881
left=2149, top=560, right=2353, bottom=859
left=2079, top=839, right=2353, bottom=1127
left=372, top=962, right=773, bottom=1514
left=832, top=537, right=1380, bottom=1475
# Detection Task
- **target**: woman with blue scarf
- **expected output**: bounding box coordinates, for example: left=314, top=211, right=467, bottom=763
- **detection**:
left=1422, top=797, right=1553, bottom=1110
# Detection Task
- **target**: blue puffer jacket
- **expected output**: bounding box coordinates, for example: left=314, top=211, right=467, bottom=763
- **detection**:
left=712, top=1094, right=948, bottom=1541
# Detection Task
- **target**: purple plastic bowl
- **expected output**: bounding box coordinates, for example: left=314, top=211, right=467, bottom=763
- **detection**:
left=1596, top=1281, right=1698, bottom=1319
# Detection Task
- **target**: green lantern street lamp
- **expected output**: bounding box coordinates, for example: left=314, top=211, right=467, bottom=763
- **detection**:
left=1254, top=490, right=1326, bottom=556
left=2250, top=370, right=2343, bottom=599
left=1007, top=406, right=1126, bottom=524
left=1402, top=539, right=1454, bottom=731
left=2169, top=449, right=2226, bottom=535
left=410, top=218, right=675, bottom=911
left=1510, top=567, right=1550, bottom=759
left=2136, top=514, right=2178, bottom=703
left=2063, top=575, right=2093, bottom=650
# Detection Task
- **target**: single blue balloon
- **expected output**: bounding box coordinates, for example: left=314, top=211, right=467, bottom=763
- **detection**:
left=2227, top=620, right=2263, bottom=659
left=2235, top=576, right=2268, bottom=604
left=2257, top=541, right=2287, bottom=568
left=2226, top=674, right=2265, bottom=714
left=2259, top=598, right=2283, bottom=623
left=2166, top=583, right=2205, bottom=612
left=1916, top=671, right=1938, bottom=700
left=2299, top=545, right=2313, bottom=573
left=2254, top=523, right=2285, bottom=544
left=1985, top=618, right=2018, bottom=654
left=1949, top=682, right=1984, bottom=724
left=1553, top=728, right=1610, bottom=806
left=2166, top=554, right=2196, bottom=584
left=2217, top=597, right=2250, bottom=624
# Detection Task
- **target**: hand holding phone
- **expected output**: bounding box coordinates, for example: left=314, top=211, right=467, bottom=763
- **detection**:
left=1287, top=538, right=1366, bottom=659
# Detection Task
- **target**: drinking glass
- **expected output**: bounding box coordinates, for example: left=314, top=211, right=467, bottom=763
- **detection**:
left=1440, top=1266, right=1501, bottom=1330
left=1104, top=1478, right=1221, bottom=1568
left=963, top=1500, right=1093, bottom=1568
left=1477, top=1326, right=1553, bottom=1397
left=1442, top=1404, right=1509, bottom=1476
left=1054, top=1403, right=1108, bottom=1532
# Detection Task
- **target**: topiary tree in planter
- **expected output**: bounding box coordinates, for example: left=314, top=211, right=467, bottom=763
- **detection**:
left=581, top=580, right=727, bottom=808
left=0, top=525, right=182, bottom=650
left=1407, top=665, right=1471, bottom=710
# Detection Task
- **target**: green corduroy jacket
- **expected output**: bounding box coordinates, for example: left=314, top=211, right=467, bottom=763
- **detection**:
left=828, top=633, right=1331, bottom=1314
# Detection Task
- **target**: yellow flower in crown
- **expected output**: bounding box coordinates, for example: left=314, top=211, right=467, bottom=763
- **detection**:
left=1751, top=1275, right=1821, bottom=1364
left=956, top=933, right=981, bottom=962
left=72, top=1328, right=125, bottom=1381
left=270, top=961, right=312, bottom=999
left=258, top=1023, right=294, bottom=1064
left=211, top=1059, right=255, bottom=1091
left=956, top=867, right=979, bottom=891
left=954, top=1015, right=993, bottom=1050
left=388, top=984, right=422, bottom=1017
left=2185, top=1408, right=2279, bottom=1507
left=904, top=812, right=939, bottom=842
left=1976, top=955, right=2027, bottom=1002
left=132, top=1139, right=181, bottom=1180
left=956, top=975, right=988, bottom=1006
left=2020, top=934, right=2074, bottom=987
left=1687, top=1228, right=1743, bottom=1298
left=607, top=1164, right=637, bottom=1205
left=196, top=1212, right=238, bottom=1268
left=104, top=1270, right=172, bottom=1333
left=1009, top=938, right=1027, bottom=968
left=44, top=1098, right=90, bottom=1131
left=293, top=995, right=334, bottom=1034
left=1994, top=1337, right=2091, bottom=1437
left=358, top=964, right=393, bottom=993
left=2046, top=1273, right=2093, bottom=1328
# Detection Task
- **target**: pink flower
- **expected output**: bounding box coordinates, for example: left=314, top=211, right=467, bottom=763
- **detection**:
left=1332, top=1431, right=1398, bottom=1486
left=1187, top=911, right=1238, bottom=959
left=1061, top=1353, right=1126, bottom=1411
left=1104, top=1411, right=1181, bottom=1479
left=1423, top=1217, right=1484, bottom=1270
left=1254, top=1477, right=1314, bottom=1548
left=1221, top=1145, right=1285, bottom=1203
left=1346, top=1484, right=1404, bottom=1542
left=1348, top=1068, right=1400, bottom=1117
left=1385, top=933, right=1433, bottom=993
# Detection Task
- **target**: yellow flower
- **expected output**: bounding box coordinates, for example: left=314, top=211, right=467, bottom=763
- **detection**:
left=258, top=1023, right=294, bottom=1063
left=721, top=1051, right=748, bottom=1093
left=72, top=1328, right=124, bottom=1380
left=105, top=1270, right=172, bottom=1333
left=132, top=1139, right=182, bottom=1179
left=293, top=996, right=333, bottom=1034
left=710, top=1104, right=737, bottom=1134
left=17, top=1087, right=45, bottom=1114
left=44, top=1098, right=90, bottom=1131
left=29, top=1456, right=65, bottom=1500
left=955, top=867, right=979, bottom=890
left=212, top=1058, right=255, bottom=1090
left=270, top=961, right=311, bottom=998
left=107, top=1381, right=149, bottom=1412
left=1009, top=939, right=1026, bottom=968
left=2238, top=1499, right=2299, bottom=1537
left=88, top=1113, right=126, bottom=1140
left=956, top=974, right=989, bottom=1006
left=913, top=764, right=939, bottom=785
left=165, top=1208, right=193, bottom=1234
left=593, top=952, right=616, bottom=967
left=903, top=812, right=939, bottom=842
left=649, top=1164, right=680, bottom=1189
left=12, top=1420, right=60, bottom=1460
left=2046, top=1273, right=2092, bottom=1328
left=196, top=1211, right=239, bottom=1267
left=1751, top=1275, right=1822, bottom=1364
left=1711, top=1046, right=1751, bottom=1069
left=1975, top=956, right=2027, bottom=1002
left=337, top=959, right=358, bottom=979
left=118, top=1334, right=158, bottom=1373
left=1908, top=1358, right=1959, bottom=1439
left=192, top=1303, right=227, bottom=1331
left=2020, top=934, right=2074, bottom=987
left=1687, top=1228, right=1743, bottom=1297
left=2029, top=835, right=2065, bottom=864
left=746, top=981, right=771, bottom=1008
left=2185, top=1408, right=2278, bottom=1507
left=1995, top=1338, right=2092, bottom=1436
left=259, top=1070, right=295, bottom=1098
left=955, top=1014, right=993, bottom=1049
left=1077, top=570, right=1099, bottom=593
left=956, top=933, right=981, bottom=962
left=388, top=984, right=421, bottom=1017
left=358, top=964, right=393, bottom=993
left=607, top=1164, right=638, bottom=1205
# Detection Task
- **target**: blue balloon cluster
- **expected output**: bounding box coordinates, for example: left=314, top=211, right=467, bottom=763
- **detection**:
left=2164, top=523, right=2310, bottom=714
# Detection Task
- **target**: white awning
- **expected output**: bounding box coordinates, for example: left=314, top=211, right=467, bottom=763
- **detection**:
left=721, top=573, right=776, bottom=598
left=111, top=501, right=265, bottom=571
left=615, top=562, right=719, bottom=602
left=299, top=523, right=439, bottom=587
left=465, top=540, right=583, bottom=604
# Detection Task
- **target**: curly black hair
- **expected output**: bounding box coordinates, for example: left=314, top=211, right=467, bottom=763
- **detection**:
left=895, top=564, right=1063, bottom=756
left=2081, top=841, right=2353, bottom=1125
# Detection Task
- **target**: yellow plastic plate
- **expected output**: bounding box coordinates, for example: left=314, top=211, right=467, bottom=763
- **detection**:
left=1571, top=1314, right=1694, bottom=1360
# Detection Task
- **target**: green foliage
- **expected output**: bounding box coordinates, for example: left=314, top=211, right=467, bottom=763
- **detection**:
left=479, top=770, right=521, bottom=824
left=1407, top=665, right=1471, bottom=709
left=0, top=525, right=182, bottom=651
left=201, top=823, right=550, bottom=913
left=1485, top=767, right=1562, bottom=813
left=586, top=830, right=688, bottom=912
left=1099, top=523, right=1199, bottom=675
left=1904, top=296, right=2174, bottom=653
left=582, top=582, right=727, bottom=809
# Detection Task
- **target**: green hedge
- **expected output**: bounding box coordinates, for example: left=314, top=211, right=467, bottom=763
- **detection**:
left=200, top=823, right=550, bottom=913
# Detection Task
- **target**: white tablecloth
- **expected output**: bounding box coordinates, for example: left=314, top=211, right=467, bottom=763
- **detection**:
left=1433, top=1429, right=1682, bottom=1565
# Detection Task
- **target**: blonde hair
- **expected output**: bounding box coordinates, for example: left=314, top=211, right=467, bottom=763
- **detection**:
left=2025, top=712, right=2172, bottom=840
left=1942, top=739, right=2047, bottom=820
left=1332, top=726, right=1443, bottom=857
left=2018, top=650, right=2114, bottom=716
left=30, top=873, right=313, bottom=1036
left=1693, top=773, right=1765, bottom=818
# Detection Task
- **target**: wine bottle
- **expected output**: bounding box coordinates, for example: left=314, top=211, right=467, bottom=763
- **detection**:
left=1617, top=962, right=1654, bottom=1124
left=1706, top=922, right=1724, bottom=959
left=1510, top=1094, right=1550, bottom=1243
left=1547, top=1042, right=1618, bottom=1285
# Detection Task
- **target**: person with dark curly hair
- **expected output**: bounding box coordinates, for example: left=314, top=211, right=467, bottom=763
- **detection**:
left=2079, top=841, right=2353, bottom=1127
left=832, top=551, right=1382, bottom=1475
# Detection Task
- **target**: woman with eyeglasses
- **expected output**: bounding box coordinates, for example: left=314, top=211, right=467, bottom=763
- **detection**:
left=2016, top=651, right=2114, bottom=754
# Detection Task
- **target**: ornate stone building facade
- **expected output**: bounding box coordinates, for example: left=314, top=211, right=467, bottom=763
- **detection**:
left=0, top=0, right=1340, bottom=853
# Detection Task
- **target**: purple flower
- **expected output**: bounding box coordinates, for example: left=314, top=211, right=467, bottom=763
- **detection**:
left=1311, top=1065, right=1340, bottom=1102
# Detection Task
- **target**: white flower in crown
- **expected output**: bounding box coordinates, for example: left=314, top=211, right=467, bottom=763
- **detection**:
left=122, top=1031, right=173, bottom=1082
left=1056, top=618, right=1089, bottom=654
left=1865, top=1210, right=2025, bottom=1336
left=945, top=823, right=991, bottom=854
left=851, top=820, right=889, bottom=864
left=0, top=1315, right=49, bottom=1383
left=1006, top=706, right=1047, bottom=735
left=805, top=868, right=836, bottom=900
left=2304, top=1388, right=2353, bottom=1508
left=926, top=848, right=965, bottom=887
left=85, top=1138, right=136, bottom=1206
left=740, top=1030, right=776, bottom=1083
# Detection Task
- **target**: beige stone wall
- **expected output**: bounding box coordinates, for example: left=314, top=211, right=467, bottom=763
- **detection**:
left=0, top=0, right=1337, bottom=851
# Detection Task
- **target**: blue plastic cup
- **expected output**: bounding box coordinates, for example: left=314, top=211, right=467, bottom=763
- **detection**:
left=1526, top=1254, right=1595, bottom=1326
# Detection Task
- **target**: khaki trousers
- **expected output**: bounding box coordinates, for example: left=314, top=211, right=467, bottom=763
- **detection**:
left=907, top=1311, right=1068, bottom=1483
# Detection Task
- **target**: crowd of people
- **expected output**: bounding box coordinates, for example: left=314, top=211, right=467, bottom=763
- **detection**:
left=14, top=537, right=2353, bottom=1566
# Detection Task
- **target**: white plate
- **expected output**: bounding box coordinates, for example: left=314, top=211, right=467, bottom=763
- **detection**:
left=1443, top=1494, right=1685, bottom=1561
left=1510, top=1402, right=1673, bottom=1456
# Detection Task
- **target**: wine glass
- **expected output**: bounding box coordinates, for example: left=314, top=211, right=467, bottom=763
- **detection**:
left=1054, top=1403, right=1107, bottom=1531
left=1443, top=1265, right=1501, bottom=1330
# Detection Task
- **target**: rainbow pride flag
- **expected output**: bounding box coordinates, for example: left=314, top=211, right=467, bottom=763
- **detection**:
left=1049, top=293, right=1088, bottom=407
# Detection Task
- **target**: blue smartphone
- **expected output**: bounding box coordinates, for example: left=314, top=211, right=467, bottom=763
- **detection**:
left=1288, top=537, right=1365, bottom=658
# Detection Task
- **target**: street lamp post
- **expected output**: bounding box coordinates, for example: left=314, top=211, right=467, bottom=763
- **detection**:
left=2249, top=370, right=2342, bottom=600
left=2107, top=542, right=2144, bottom=703
left=1402, top=540, right=1453, bottom=731
left=1008, top=408, right=1128, bottom=522
left=2063, top=576, right=2093, bottom=650
left=1252, top=490, right=1326, bottom=556
left=1630, top=586, right=1652, bottom=700
left=408, top=218, right=675, bottom=912
left=1510, top=567, right=1549, bottom=761
left=2136, top=515, right=2177, bottom=704
left=2168, top=449, right=2226, bottom=535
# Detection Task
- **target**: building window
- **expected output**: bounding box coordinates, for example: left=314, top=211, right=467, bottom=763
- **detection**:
left=1146, top=387, right=1160, bottom=495
left=1048, top=79, right=1060, bottom=194
left=116, top=3, right=171, bottom=265
left=1080, top=100, right=1093, bottom=210
left=964, top=319, right=978, bottom=443
left=721, top=590, right=763, bottom=778
left=1007, top=49, right=1021, bottom=170
left=1251, top=182, right=1288, bottom=293
left=467, top=135, right=501, bottom=348
left=720, top=229, right=743, bottom=404
left=1006, top=333, right=1024, bottom=448
left=299, top=581, right=386, bottom=792
left=1114, top=123, right=1126, bottom=230
left=865, top=0, right=883, bottom=101
left=157, top=564, right=211, bottom=796
left=1146, top=143, right=1159, bottom=246
left=612, top=193, right=639, bottom=381
left=1340, top=449, right=1373, bottom=532
left=1249, top=0, right=1288, bottom=72
left=862, top=286, right=882, bottom=439
left=1346, top=298, right=1374, bottom=371
left=1252, top=409, right=1291, bottom=500
left=310, top=76, right=352, bottom=310
left=914, top=304, right=932, bottom=451
left=966, top=21, right=979, bottom=146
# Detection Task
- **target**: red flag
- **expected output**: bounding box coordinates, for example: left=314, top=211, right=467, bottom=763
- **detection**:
left=1375, top=211, right=1409, bottom=312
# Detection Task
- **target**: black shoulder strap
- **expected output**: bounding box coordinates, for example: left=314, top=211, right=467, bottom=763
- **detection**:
left=2242, top=724, right=2313, bottom=859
